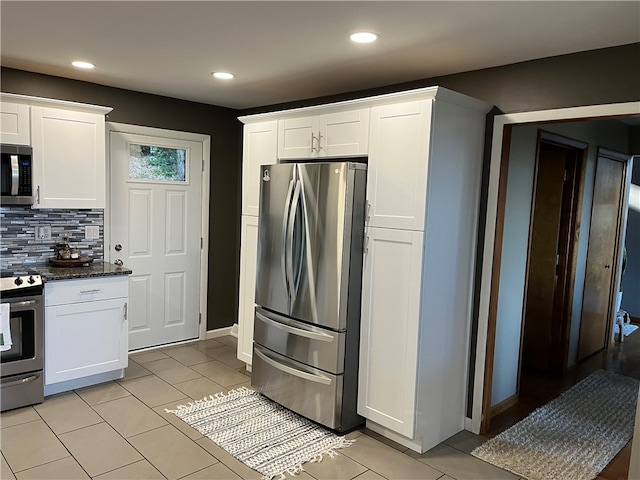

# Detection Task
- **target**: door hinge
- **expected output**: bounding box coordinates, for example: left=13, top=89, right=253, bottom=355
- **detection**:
left=199, top=313, right=202, bottom=325
left=201, top=237, right=204, bottom=249
left=202, top=159, right=205, bottom=172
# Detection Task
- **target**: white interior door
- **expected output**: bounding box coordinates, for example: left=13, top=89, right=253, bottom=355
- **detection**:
left=110, top=130, right=203, bottom=350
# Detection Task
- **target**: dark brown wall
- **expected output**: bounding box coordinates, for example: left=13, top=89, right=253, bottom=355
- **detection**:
left=241, top=43, right=640, bottom=116
left=0, top=67, right=243, bottom=331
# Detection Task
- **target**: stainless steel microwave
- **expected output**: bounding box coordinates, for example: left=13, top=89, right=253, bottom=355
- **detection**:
left=1, top=144, right=34, bottom=205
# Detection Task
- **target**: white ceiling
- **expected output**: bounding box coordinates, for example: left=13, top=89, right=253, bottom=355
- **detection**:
left=1, top=1, right=638, bottom=110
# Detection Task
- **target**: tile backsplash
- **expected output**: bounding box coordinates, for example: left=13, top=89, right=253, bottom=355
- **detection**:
left=0, top=206, right=104, bottom=268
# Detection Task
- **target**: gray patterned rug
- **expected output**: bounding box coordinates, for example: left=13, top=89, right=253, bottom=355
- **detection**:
left=472, top=370, right=639, bottom=480
left=166, top=387, right=352, bottom=480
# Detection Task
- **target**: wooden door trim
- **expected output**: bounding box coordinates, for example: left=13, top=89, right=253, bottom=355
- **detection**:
left=479, top=125, right=512, bottom=434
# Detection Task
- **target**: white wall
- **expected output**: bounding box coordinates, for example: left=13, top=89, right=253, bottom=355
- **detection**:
left=491, top=118, right=630, bottom=407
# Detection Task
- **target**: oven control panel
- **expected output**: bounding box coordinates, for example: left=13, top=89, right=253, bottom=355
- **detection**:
left=0, top=274, right=43, bottom=293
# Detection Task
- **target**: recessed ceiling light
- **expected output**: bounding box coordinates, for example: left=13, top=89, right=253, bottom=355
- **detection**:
left=212, top=72, right=234, bottom=80
left=71, top=61, right=95, bottom=69
left=350, top=32, right=379, bottom=43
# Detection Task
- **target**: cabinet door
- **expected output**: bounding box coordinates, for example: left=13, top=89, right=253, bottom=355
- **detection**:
left=0, top=102, right=30, bottom=145
left=243, top=122, right=278, bottom=216
left=45, top=298, right=128, bottom=385
left=278, top=116, right=317, bottom=160
left=31, top=106, right=106, bottom=209
left=358, top=226, right=423, bottom=438
left=319, top=108, right=369, bottom=157
left=367, top=100, right=432, bottom=230
left=237, top=215, right=259, bottom=365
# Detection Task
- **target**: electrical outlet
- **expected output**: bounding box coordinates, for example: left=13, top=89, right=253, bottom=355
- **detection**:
left=35, top=226, right=52, bottom=240
left=85, top=225, right=100, bottom=240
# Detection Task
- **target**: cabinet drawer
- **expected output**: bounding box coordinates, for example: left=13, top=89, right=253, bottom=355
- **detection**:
left=45, top=276, right=128, bottom=306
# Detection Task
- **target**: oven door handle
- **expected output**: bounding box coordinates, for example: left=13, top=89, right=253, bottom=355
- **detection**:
left=11, top=300, right=40, bottom=307
left=1, top=372, right=41, bottom=388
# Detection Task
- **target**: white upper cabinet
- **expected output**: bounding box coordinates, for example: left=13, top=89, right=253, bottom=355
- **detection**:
left=367, top=100, right=432, bottom=231
left=0, top=101, right=30, bottom=145
left=31, top=105, right=108, bottom=209
left=278, top=108, right=369, bottom=160
left=243, top=121, right=278, bottom=216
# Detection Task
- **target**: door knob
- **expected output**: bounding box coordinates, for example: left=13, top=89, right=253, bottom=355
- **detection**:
left=114, top=244, right=122, bottom=251
left=114, top=259, right=123, bottom=266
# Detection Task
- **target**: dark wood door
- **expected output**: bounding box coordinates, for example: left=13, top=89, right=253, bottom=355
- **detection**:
left=578, top=149, right=628, bottom=360
left=522, top=149, right=567, bottom=372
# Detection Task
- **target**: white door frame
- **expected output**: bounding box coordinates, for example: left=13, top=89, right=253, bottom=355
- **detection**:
left=105, top=122, right=211, bottom=342
left=469, top=101, right=640, bottom=434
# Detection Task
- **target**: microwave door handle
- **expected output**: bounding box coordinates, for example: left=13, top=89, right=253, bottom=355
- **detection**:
left=10, top=155, right=19, bottom=195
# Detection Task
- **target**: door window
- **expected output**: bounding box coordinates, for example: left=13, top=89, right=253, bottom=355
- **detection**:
left=128, top=143, right=187, bottom=183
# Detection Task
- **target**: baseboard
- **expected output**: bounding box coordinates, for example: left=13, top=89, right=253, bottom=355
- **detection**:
left=490, top=393, right=518, bottom=419
left=206, top=326, right=234, bottom=339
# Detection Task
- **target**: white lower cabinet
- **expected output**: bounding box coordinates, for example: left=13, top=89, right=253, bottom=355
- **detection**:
left=358, top=227, right=424, bottom=438
left=44, top=276, right=129, bottom=395
left=237, top=215, right=259, bottom=365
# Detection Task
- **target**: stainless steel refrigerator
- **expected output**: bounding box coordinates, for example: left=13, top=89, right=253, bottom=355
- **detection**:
left=251, top=161, right=366, bottom=432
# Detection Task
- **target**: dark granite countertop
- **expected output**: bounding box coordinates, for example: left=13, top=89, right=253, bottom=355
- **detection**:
left=32, top=261, right=132, bottom=282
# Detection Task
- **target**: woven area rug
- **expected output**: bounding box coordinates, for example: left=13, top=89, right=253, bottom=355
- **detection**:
left=166, top=387, right=353, bottom=480
left=472, top=370, right=639, bottom=480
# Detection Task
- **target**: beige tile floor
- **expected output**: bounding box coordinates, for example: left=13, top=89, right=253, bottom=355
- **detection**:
left=0, top=336, right=522, bottom=480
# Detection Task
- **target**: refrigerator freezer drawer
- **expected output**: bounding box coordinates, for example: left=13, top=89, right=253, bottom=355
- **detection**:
left=254, top=307, right=346, bottom=374
left=252, top=344, right=343, bottom=430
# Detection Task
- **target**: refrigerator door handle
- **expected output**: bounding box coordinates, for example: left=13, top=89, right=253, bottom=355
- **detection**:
left=281, top=178, right=296, bottom=303
left=287, top=178, right=302, bottom=303
left=254, top=347, right=332, bottom=385
left=256, top=310, right=335, bottom=342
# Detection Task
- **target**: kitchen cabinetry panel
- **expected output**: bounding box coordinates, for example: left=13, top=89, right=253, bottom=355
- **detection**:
left=31, top=106, right=107, bottom=209
left=44, top=277, right=129, bottom=391
left=358, top=227, right=423, bottom=438
left=367, top=100, right=431, bottom=231
left=239, top=87, right=490, bottom=452
left=277, top=109, right=369, bottom=159
left=237, top=215, right=259, bottom=365
left=0, top=102, right=30, bottom=145
left=243, top=121, right=278, bottom=216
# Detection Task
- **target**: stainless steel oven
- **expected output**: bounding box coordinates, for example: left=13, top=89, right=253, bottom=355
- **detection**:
left=0, top=270, right=44, bottom=412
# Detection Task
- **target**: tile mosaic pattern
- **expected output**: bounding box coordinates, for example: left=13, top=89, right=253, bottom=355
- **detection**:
left=0, top=335, right=521, bottom=480
left=0, top=206, right=103, bottom=267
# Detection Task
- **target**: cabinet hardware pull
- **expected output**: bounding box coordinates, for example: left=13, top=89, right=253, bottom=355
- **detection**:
left=123, top=302, right=128, bottom=321
left=310, top=133, right=317, bottom=152
left=36, top=185, right=40, bottom=204
left=317, top=131, right=324, bottom=151
left=366, top=201, right=371, bottom=222
left=364, top=234, right=370, bottom=255
left=79, top=289, right=101, bottom=294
